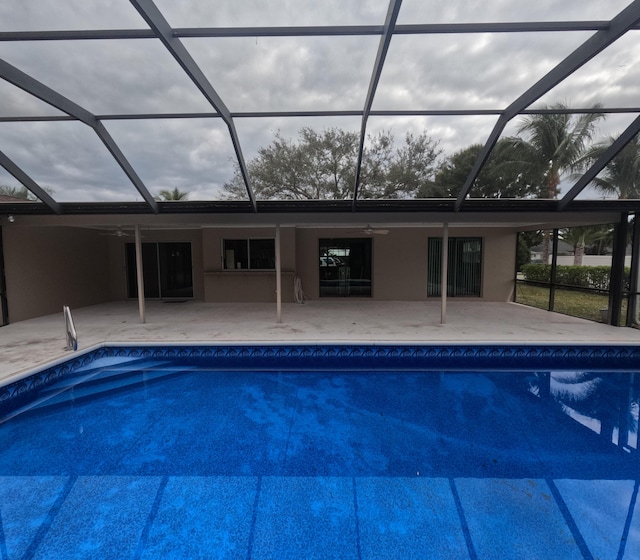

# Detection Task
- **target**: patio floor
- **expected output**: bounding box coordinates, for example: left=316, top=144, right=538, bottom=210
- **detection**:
left=1, top=299, right=640, bottom=385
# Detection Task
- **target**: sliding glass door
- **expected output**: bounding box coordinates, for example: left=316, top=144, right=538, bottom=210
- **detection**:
left=428, top=237, right=482, bottom=297
left=126, top=242, right=193, bottom=299
left=319, top=238, right=372, bottom=297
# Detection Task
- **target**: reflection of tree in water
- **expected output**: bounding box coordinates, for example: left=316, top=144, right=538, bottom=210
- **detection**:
left=548, top=371, right=638, bottom=448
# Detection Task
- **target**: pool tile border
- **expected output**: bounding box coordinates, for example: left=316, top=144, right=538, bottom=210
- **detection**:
left=2, top=343, right=640, bottom=416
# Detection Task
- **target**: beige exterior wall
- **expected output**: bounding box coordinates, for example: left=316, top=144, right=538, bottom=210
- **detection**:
left=476, top=228, right=517, bottom=301
left=202, top=226, right=296, bottom=302
left=3, top=226, right=112, bottom=322
left=1, top=223, right=516, bottom=323
left=295, top=226, right=516, bottom=302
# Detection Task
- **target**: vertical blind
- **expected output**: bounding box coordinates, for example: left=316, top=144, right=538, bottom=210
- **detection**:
left=428, top=237, right=482, bottom=297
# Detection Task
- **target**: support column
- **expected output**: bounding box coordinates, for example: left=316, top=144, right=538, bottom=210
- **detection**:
left=275, top=224, right=282, bottom=323
left=135, top=224, right=146, bottom=324
left=549, top=229, right=559, bottom=312
left=441, top=222, right=448, bottom=325
left=628, top=213, right=640, bottom=325
left=0, top=226, right=8, bottom=326
left=610, top=212, right=629, bottom=326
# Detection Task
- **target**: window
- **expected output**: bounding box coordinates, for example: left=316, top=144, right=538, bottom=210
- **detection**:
left=223, top=239, right=275, bottom=270
left=428, top=237, right=482, bottom=297
left=319, top=238, right=372, bottom=297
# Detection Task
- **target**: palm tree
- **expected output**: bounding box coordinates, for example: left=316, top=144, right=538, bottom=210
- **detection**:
left=551, top=371, right=636, bottom=447
left=510, top=103, right=605, bottom=263
left=577, top=133, right=640, bottom=200
left=156, top=187, right=190, bottom=201
left=559, top=225, right=611, bottom=266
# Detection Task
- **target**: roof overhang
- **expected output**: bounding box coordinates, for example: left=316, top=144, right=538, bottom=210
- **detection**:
left=0, top=199, right=626, bottom=232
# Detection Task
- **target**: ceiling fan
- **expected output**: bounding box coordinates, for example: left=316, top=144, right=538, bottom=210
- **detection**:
left=100, top=228, right=134, bottom=237
left=362, top=224, right=389, bottom=235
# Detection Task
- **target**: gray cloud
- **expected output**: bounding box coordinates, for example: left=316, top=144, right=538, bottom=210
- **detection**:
left=0, top=0, right=638, bottom=202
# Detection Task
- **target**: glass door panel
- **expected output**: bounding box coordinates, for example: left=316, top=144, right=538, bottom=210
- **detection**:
left=319, top=238, right=372, bottom=297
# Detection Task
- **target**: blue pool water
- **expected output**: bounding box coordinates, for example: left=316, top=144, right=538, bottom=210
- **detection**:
left=1, top=344, right=640, bottom=559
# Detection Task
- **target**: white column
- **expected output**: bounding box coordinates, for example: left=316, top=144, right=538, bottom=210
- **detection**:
left=276, top=224, right=282, bottom=323
left=135, top=224, right=146, bottom=324
left=440, top=222, right=448, bottom=325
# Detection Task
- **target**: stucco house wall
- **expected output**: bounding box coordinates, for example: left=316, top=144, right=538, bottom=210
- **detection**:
left=3, top=226, right=112, bottom=323
left=295, top=226, right=516, bottom=302
left=1, top=223, right=517, bottom=324
left=202, top=226, right=296, bottom=303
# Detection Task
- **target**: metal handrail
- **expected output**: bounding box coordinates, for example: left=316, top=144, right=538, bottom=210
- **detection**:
left=63, top=305, right=78, bottom=351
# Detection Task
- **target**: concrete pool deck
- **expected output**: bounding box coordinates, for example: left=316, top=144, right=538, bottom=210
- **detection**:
left=1, top=299, right=640, bottom=384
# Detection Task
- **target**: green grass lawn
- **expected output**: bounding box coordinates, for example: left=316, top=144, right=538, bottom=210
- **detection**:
left=515, top=282, right=627, bottom=324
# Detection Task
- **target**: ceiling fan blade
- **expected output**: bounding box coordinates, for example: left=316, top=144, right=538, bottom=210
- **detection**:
left=363, top=225, right=389, bottom=235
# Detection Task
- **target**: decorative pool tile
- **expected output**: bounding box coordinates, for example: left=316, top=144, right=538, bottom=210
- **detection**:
left=2, top=344, right=640, bottom=417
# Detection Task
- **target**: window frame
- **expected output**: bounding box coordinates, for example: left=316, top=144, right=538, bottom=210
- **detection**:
left=222, top=238, right=276, bottom=271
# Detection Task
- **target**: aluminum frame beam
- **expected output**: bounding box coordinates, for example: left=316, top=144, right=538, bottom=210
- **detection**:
left=559, top=114, right=640, bottom=210
left=130, top=0, right=257, bottom=212
left=3, top=21, right=639, bottom=42
left=0, top=151, right=62, bottom=213
left=0, top=58, right=159, bottom=213
left=454, top=0, right=640, bottom=212
left=352, top=0, right=403, bottom=208
left=2, top=107, right=640, bottom=124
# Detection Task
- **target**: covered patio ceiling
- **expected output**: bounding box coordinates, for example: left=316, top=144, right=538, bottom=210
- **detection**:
left=1, top=0, right=640, bottom=222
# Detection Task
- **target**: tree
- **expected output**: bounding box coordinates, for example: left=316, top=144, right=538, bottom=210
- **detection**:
left=222, top=127, right=442, bottom=200
left=0, top=185, right=48, bottom=201
left=559, top=225, right=610, bottom=266
left=362, top=131, right=443, bottom=199
left=517, top=230, right=543, bottom=271
left=509, top=103, right=606, bottom=263
left=577, top=133, right=640, bottom=200
left=434, top=139, right=542, bottom=198
left=157, top=187, right=189, bottom=201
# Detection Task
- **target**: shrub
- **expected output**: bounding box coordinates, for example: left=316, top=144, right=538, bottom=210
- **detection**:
left=521, top=264, right=625, bottom=291
left=521, top=264, right=550, bottom=283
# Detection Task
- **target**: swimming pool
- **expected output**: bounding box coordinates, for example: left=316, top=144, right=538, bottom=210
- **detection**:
left=1, top=344, right=639, bottom=559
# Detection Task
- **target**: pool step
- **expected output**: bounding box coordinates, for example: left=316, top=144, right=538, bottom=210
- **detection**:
left=43, top=358, right=174, bottom=391
left=23, top=360, right=189, bottom=413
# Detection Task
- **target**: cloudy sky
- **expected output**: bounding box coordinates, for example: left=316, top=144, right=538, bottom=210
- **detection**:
left=0, top=0, right=638, bottom=203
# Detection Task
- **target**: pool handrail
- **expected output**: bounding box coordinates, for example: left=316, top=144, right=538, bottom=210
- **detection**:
left=63, top=305, right=78, bottom=351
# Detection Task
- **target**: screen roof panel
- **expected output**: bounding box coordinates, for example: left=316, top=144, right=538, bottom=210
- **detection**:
left=374, top=32, right=591, bottom=112
left=0, top=80, right=66, bottom=118
left=0, top=0, right=148, bottom=31
left=0, top=40, right=215, bottom=115
left=1, top=0, right=639, bottom=214
left=154, top=0, right=391, bottom=27
left=398, top=0, right=632, bottom=24
left=534, top=32, right=640, bottom=110
left=104, top=118, right=238, bottom=201
left=185, top=36, right=380, bottom=113
left=0, top=121, right=142, bottom=202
